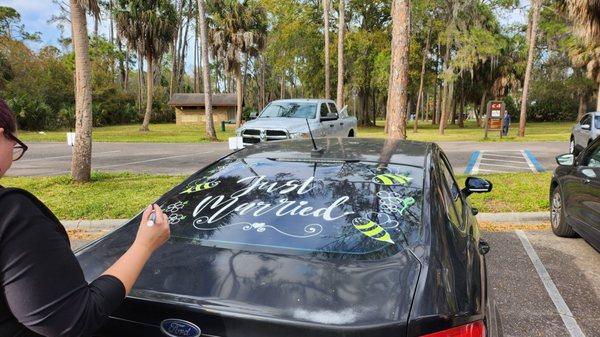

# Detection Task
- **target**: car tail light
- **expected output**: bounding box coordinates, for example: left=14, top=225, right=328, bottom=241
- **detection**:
left=420, top=321, right=485, bottom=337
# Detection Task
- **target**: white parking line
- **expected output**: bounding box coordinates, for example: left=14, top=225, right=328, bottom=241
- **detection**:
left=477, top=168, right=505, bottom=173
left=516, top=230, right=586, bottom=337
left=481, top=153, right=525, bottom=159
left=93, top=152, right=213, bottom=169
left=19, top=150, right=121, bottom=162
left=479, top=163, right=530, bottom=169
left=480, top=158, right=531, bottom=165
left=521, top=150, right=539, bottom=173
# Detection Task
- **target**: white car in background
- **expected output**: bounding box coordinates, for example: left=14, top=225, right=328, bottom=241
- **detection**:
left=237, top=99, right=357, bottom=145
left=570, top=112, right=600, bottom=155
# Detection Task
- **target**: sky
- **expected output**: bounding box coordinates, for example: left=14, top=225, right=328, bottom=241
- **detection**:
left=3, top=0, right=530, bottom=70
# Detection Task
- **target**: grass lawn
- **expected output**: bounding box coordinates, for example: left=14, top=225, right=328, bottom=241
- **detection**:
left=18, top=120, right=572, bottom=143
left=19, top=123, right=237, bottom=143
left=2, top=171, right=550, bottom=220
left=461, top=171, right=552, bottom=213
left=1, top=172, right=186, bottom=220
left=360, top=120, right=572, bottom=142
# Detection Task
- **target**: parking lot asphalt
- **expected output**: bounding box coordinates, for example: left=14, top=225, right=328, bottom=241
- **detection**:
left=486, top=229, right=600, bottom=337
left=70, top=228, right=599, bottom=337
left=9, top=140, right=565, bottom=177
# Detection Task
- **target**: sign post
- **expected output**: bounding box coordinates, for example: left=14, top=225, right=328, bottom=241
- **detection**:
left=484, top=101, right=506, bottom=139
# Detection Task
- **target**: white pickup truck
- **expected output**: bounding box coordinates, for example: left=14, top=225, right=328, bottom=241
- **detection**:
left=237, top=99, right=357, bottom=145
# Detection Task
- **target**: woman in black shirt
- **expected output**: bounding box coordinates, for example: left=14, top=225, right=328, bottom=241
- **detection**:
left=0, top=98, right=171, bottom=336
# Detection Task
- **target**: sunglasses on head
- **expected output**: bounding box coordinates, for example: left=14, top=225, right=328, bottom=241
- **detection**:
left=6, top=132, right=28, bottom=161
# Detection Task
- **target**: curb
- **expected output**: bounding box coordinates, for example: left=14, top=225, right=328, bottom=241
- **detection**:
left=477, top=212, right=548, bottom=224
left=61, top=212, right=550, bottom=232
left=61, top=219, right=127, bottom=232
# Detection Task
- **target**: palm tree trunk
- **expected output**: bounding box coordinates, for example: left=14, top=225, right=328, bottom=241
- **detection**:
left=260, top=56, right=266, bottom=110
left=459, top=86, right=465, bottom=128
left=124, top=44, right=130, bottom=91
left=141, top=55, right=154, bottom=131
left=479, top=89, right=487, bottom=127
left=137, top=50, right=144, bottom=112
left=69, top=0, right=93, bottom=183
left=386, top=0, right=410, bottom=139
left=438, top=42, right=450, bottom=135
left=518, top=0, right=541, bottom=137
left=577, top=94, right=586, bottom=121
left=336, top=0, right=345, bottom=108
left=198, top=0, right=217, bottom=141
left=235, top=69, right=244, bottom=128
left=597, top=82, right=600, bottom=111
left=413, top=27, right=431, bottom=133
left=323, top=0, right=331, bottom=99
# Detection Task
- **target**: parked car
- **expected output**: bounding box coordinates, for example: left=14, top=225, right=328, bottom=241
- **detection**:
left=77, top=138, right=499, bottom=337
left=570, top=112, right=600, bottom=156
left=551, top=136, right=600, bottom=251
left=236, top=99, right=357, bottom=145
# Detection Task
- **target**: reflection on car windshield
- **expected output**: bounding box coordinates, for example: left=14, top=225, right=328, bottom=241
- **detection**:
left=158, top=158, right=423, bottom=259
left=259, top=102, right=317, bottom=119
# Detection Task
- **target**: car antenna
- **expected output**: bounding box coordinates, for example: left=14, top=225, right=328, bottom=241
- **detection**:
left=306, top=118, right=324, bottom=156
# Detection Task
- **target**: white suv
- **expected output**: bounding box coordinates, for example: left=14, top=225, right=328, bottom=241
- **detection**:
left=570, top=112, right=600, bottom=155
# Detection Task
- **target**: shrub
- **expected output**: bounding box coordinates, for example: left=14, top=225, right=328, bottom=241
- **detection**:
left=8, top=95, right=57, bottom=130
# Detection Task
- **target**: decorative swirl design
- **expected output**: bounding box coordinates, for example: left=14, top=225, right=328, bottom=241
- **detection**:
left=165, top=201, right=187, bottom=213
left=192, top=220, right=323, bottom=239
left=168, top=213, right=186, bottom=225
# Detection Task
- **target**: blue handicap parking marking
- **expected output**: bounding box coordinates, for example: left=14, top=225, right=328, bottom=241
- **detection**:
left=465, top=151, right=481, bottom=175
left=523, top=150, right=545, bottom=172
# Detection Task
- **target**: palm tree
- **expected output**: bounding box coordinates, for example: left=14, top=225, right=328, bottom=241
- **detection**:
left=561, top=0, right=600, bottom=110
left=114, top=0, right=177, bottom=132
left=69, top=0, right=100, bottom=182
left=561, top=0, right=600, bottom=43
left=197, top=0, right=217, bottom=140
left=323, top=0, right=331, bottom=100
left=414, top=27, right=431, bottom=133
left=386, top=0, right=410, bottom=139
left=569, top=43, right=600, bottom=111
left=518, top=0, right=541, bottom=137
left=336, top=0, right=345, bottom=108
left=208, top=0, right=267, bottom=129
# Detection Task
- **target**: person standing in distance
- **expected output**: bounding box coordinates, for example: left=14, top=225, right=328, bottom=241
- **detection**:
left=0, top=97, right=170, bottom=337
left=503, top=111, right=511, bottom=136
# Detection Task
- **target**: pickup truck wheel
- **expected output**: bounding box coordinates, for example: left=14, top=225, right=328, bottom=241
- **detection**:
left=348, top=130, right=355, bottom=138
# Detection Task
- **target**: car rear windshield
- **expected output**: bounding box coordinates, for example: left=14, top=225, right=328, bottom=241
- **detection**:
left=259, top=102, right=317, bottom=119
left=596, top=116, right=600, bottom=129
left=159, top=157, right=423, bottom=258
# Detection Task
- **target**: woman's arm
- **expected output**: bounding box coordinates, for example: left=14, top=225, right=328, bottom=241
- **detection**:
left=0, top=194, right=169, bottom=337
left=102, top=204, right=170, bottom=294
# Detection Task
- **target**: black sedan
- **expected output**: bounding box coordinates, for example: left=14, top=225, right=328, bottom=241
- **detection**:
left=551, top=136, right=600, bottom=250
left=77, top=138, right=499, bottom=337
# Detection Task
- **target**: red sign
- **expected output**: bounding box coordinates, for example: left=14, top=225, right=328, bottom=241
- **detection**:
left=488, top=119, right=502, bottom=130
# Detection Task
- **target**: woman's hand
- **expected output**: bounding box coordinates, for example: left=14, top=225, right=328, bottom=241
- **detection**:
left=133, top=204, right=170, bottom=253
left=103, top=204, right=171, bottom=295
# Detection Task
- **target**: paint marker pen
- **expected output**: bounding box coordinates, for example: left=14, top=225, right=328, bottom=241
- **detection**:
left=147, top=212, right=157, bottom=227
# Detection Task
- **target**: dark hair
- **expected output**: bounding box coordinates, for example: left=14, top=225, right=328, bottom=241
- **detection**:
left=0, top=97, right=17, bottom=136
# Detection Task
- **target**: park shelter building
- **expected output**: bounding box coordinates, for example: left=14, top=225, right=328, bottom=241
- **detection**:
left=168, top=93, right=238, bottom=125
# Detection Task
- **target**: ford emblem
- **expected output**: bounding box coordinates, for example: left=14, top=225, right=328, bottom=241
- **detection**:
left=160, top=319, right=201, bottom=337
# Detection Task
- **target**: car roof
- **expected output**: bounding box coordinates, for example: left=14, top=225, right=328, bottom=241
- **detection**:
left=270, top=98, right=336, bottom=104
left=235, top=138, right=433, bottom=168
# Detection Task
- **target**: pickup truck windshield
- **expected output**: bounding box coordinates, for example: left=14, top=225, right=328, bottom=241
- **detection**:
left=158, top=157, right=423, bottom=259
left=260, top=102, right=317, bottom=119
